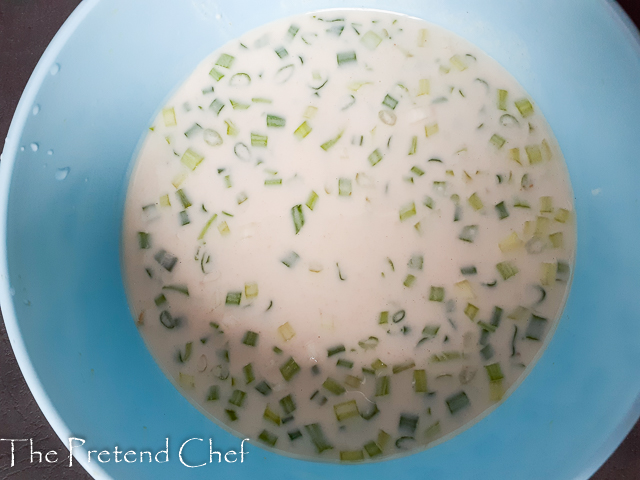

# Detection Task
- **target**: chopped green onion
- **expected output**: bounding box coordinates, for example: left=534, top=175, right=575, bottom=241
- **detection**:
left=413, top=369, right=427, bottom=393
left=274, top=46, right=288, bottom=58
left=375, top=376, right=390, bottom=396
left=364, top=441, right=383, bottom=458
left=206, top=386, right=219, bottom=401
left=255, top=381, right=272, bottom=396
left=408, top=136, right=418, bottom=155
left=294, top=121, right=312, bottom=139
left=280, top=357, right=301, bottom=381
left=490, top=134, right=506, bottom=149
left=281, top=251, right=300, bottom=268
left=162, top=107, right=176, bottom=126
left=399, top=414, right=419, bottom=434
left=368, top=148, right=383, bottom=166
left=379, top=311, right=389, bottom=324
left=184, top=123, right=202, bottom=138
left=497, top=89, right=508, bottom=111
left=526, top=314, right=547, bottom=341
left=263, top=405, right=281, bottom=425
left=392, top=310, right=406, bottom=323
left=258, top=429, right=278, bottom=447
left=411, top=166, right=425, bottom=177
left=177, top=342, right=192, bottom=363
left=382, top=94, right=398, bottom=110
left=468, top=193, right=484, bottom=210
left=403, top=274, right=416, bottom=287
left=251, top=133, right=268, bottom=147
left=288, top=429, right=302, bottom=441
left=485, top=363, right=504, bottom=382
left=429, top=286, right=445, bottom=302
left=338, top=178, right=352, bottom=196
left=176, top=189, right=192, bottom=209
left=446, top=391, right=470, bottom=414
left=264, top=178, right=282, bottom=186
left=209, top=67, right=224, bottom=81
left=154, top=249, right=177, bottom=272
left=557, top=260, right=570, bottom=283
left=399, top=202, right=417, bottom=222
left=225, top=409, right=238, bottom=422
left=515, top=98, right=534, bottom=118
left=321, top=130, right=344, bottom=151
left=461, top=265, right=477, bottom=275
left=464, top=303, right=479, bottom=320
left=337, top=50, right=357, bottom=65
left=197, top=213, right=218, bottom=240
left=361, top=30, right=382, bottom=50
left=280, top=394, right=296, bottom=415
left=162, top=284, right=189, bottom=296
left=525, top=144, right=543, bottom=164
left=242, top=331, right=259, bottom=347
left=496, top=261, right=519, bottom=280
left=306, top=191, right=319, bottom=210
left=327, top=344, right=346, bottom=356
left=178, top=210, right=190, bottom=226
left=287, top=24, right=299, bottom=38
left=229, top=389, right=246, bottom=407
left=334, top=400, right=359, bottom=421
left=267, top=115, right=286, bottom=128
left=291, top=204, right=304, bottom=234
left=277, top=322, right=295, bottom=341
left=495, top=201, right=509, bottom=220
left=423, top=196, right=434, bottom=209
left=358, top=336, right=379, bottom=350
left=242, top=363, right=255, bottom=384
left=392, top=360, right=416, bottom=374
left=425, top=123, right=439, bottom=137
left=180, top=148, right=204, bottom=171
left=555, top=208, right=570, bottom=223
left=159, top=310, right=177, bottom=329
left=459, top=225, right=479, bottom=243
left=229, top=99, right=250, bottom=110
left=154, top=294, right=166, bottom=306
left=323, top=377, right=346, bottom=395
left=209, top=99, right=225, bottom=116
left=225, top=291, right=242, bottom=306
left=337, top=359, right=354, bottom=369
left=305, top=424, right=333, bottom=453
left=216, top=53, right=235, bottom=68
left=137, top=232, right=151, bottom=249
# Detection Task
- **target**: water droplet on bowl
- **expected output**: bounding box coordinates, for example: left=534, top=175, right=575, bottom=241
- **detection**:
left=9, top=288, right=15, bottom=296
left=32, top=104, right=40, bottom=115
left=47, top=149, right=54, bottom=155
left=30, top=143, right=39, bottom=152
left=55, top=167, right=70, bottom=181
left=50, top=63, right=61, bottom=75
left=20, top=146, right=25, bottom=152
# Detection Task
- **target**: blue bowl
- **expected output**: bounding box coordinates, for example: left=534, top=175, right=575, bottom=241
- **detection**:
left=3, top=0, right=640, bottom=478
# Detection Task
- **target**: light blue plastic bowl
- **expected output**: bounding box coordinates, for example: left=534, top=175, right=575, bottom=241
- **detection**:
left=2, top=0, right=640, bottom=478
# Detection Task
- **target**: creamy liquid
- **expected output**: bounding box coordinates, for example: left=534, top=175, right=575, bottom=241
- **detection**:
left=122, top=9, right=576, bottom=462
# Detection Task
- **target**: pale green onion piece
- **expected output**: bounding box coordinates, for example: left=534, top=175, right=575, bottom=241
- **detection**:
left=358, top=336, right=379, bottom=350
left=176, top=189, right=191, bottom=209
left=277, top=322, right=295, bottom=341
left=226, top=291, right=242, bottom=306
left=252, top=97, right=272, bottom=103
left=490, top=134, right=506, bottom=149
left=178, top=372, right=195, bottom=389
left=178, top=211, right=190, bottom=226
left=509, top=148, right=521, bottom=164
left=368, top=149, right=383, bottom=166
left=446, top=391, right=470, bottom=414
left=229, top=72, right=251, bottom=87
left=526, top=314, right=547, bottom=340
left=495, top=201, right=509, bottom=220
left=408, top=136, right=418, bottom=155
left=159, top=194, right=171, bottom=207
left=223, top=175, right=232, bottom=188
left=177, top=342, right=192, bottom=363
left=323, top=377, right=346, bottom=395
left=237, top=192, right=248, bottom=204
left=403, top=274, right=416, bottom=287
left=515, top=98, right=534, bottom=117
left=525, top=144, right=543, bottom=164
left=287, top=24, right=299, bottom=39
left=497, top=89, right=508, bottom=111
left=197, top=213, right=218, bottom=240
left=429, top=286, right=444, bottom=302
left=162, top=107, right=177, bottom=127
left=229, top=99, right=250, bottom=110
left=408, top=255, right=423, bottom=270
left=327, top=345, right=346, bottom=357
left=375, top=376, right=390, bottom=396
left=217, top=221, right=230, bottom=236
left=264, top=178, right=282, bottom=186
left=181, top=148, right=204, bottom=171
left=275, top=46, right=288, bottom=58
left=209, top=99, right=225, bottom=116
left=255, top=381, right=272, bottom=396
left=305, top=424, right=333, bottom=453
left=242, top=331, right=259, bottom=346
left=392, top=360, right=416, bottom=374
left=423, top=196, right=434, bottom=209
left=225, top=120, right=238, bottom=136
left=425, top=421, right=441, bottom=438
left=361, top=30, right=382, bottom=50
left=464, top=303, right=479, bottom=320
left=154, top=249, right=177, bottom=272
left=540, top=262, right=556, bottom=285
left=280, top=357, right=300, bottom=381
left=364, top=441, right=383, bottom=458
left=485, top=363, right=504, bottom=382
left=379, top=311, right=389, bottom=324
left=461, top=266, right=477, bottom=275
left=411, top=166, right=425, bottom=176
left=413, top=369, right=427, bottom=393
left=337, top=51, right=357, bottom=66
left=291, top=204, right=304, bottom=234
left=399, top=413, right=419, bottom=434
left=216, top=53, right=235, bottom=68
left=251, top=133, right=268, bottom=147
left=137, top=232, right=151, bottom=249
left=334, top=400, right=359, bottom=421
left=209, top=67, right=224, bottom=81
left=244, top=283, right=258, bottom=299
left=280, top=394, right=296, bottom=414
left=371, top=358, right=387, bottom=371
left=450, top=54, right=467, bottom=71
left=162, top=284, right=189, bottom=296
left=555, top=208, right=570, bottom=223
left=294, top=121, right=312, bottom=139
left=154, top=294, right=166, bottom=306
left=338, top=178, right=352, bottom=196
left=339, top=450, right=364, bottom=462
left=399, top=202, right=417, bottom=222
left=382, top=94, right=398, bottom=110
left=321, top=130, right=344, bottom=150
left=267, top=115, right=286, bottom=128
left=206, top=386, right=219, bottom=401
left=459, top=225, right=479, bottom=242
left=425, top=123, right=439, bottom=137
left=417, top=78, right=430, bottom=95
left=306, top=191, right=319, bottom=210
left=496, top=261, right=519, bottom=280
left=258, top=430, right=277, bottom=447
left=281, top=251, right=300, bottom=268
left=243, top=364, right=255, bottom=384
left=540, top=196, right=554, bottom=213
left=468, top=193, right=483, bottom=210
left=229, top=389, right=246, bottom=407
left=184, top=123, right=202, bottom=138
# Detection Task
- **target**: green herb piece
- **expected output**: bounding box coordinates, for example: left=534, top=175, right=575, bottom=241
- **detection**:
left=525, top=144, right=543, bottom=164
left=242, top=331, right=259, bottom=346
left=497, top=89, right=508, bottom=111
left=294, top=121, right=312, bottom=139
left=361, top=30, right=382, bottom=50
left=275, top=46, right=288, bottom=58
left=209, top=67, right=224, bottom=81
left=408, top=136, right=418, bottom=155
left=280, top=394, right=296, bottom=415
left=181, top=148, right=204, bottom=170
left=266, top=114, right=286, bottom=127
left=206, top=386, right=219, bottom=401
left=225, top=409, right=238, bottom=421
left=526, top=314, right=547, bottom=341
left=258, top=429, right=278, bottom=447
left=429, top=286, right=445, bottom=302
left=461, top=266, right=477, bottom=275
left=468, top=193, right=484, bottom=211
left=250, top=133, right=268, bottom=148
left=178, top=210, right=190, bottom=226
left=334, top=400, right=359, bottom=421
left=459, top=225, right=479, bottom=242
left=306, top=191, right=319, bottom=210
left=403, top=274, right=416, bottom=287
left=176, top=189, right=192, bottom=209
left=413, top=369, right=427, bottom=393
left=399, top=202, right=417, bottom=222
left=280, top=357, right=301, bottom=381
left=264, top=178, right=282, bottom=186
left=154, top=294, right=167, bottom=306
left=197, top=214, right=218, bottom=240
left=216, top=53, right=234, bottom=68
left=291, top=204, right=305, bottom=234
left=382, top=94, right=398, bottom=110
left=322, top=377, right=346, bottom=395
left=515, top=98, right=534, bottom=117
left=137, top=232, right=151, bottom=249
left=209, top=98, right=225, bottom=116
left=338, top=178, right=352, bottom=196
left=337, top=51, right=357, bottom=65
left=327, top=345, right=346, bottom=357
left=368, top=149, right=383, bottom=166
left=464, top=303, right=479, bottom=320
left=337, top=359, right=354, bottom=369
left=358, top=336, right=379, bottom=350
left=263, top=405, right=281, bottom=425
left=496, top=261, right=519, bottom=280
left=229, top=99, right=250, bottom=110
left=485, top=363, right=504, bottom=382
left=425, top=421, right=441, bottom=439
left=154, top=249, right=177, bottom=272
left=446, top=391, right=470, bottom=414
left=375, top=376, right=390, bottom=396
left=340, top=450, right=364, bottom=462
left=321, top=130, right=344, bottom=151
left=281, top=251, right=300, bottom=268
left=495, top=201, right=509, bottom=220
left=364, top=441, right=383, bottom=457
left=228, top=389, right=246, bottom=407
left=392, top=360, right=416, bottom=374
left=255, top=381, right=272, bottom=396
left=305, top=424, right=333, bottom=453
left=399, top=414, right=419, bottom=434
left=162, top=284, right=189, bottom=296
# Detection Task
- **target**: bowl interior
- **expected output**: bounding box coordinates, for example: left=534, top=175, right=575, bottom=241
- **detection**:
left=3, top=0, right=640, bottom=478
